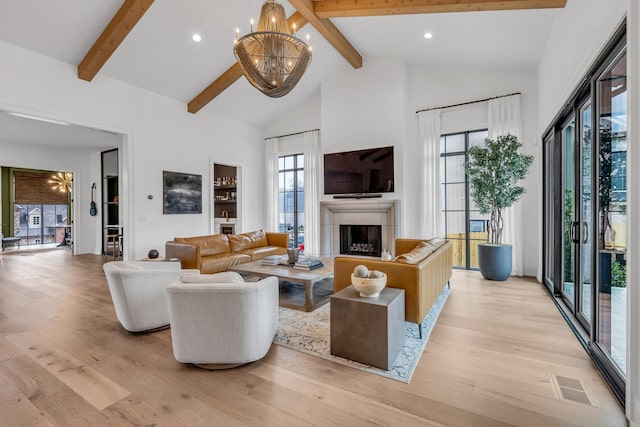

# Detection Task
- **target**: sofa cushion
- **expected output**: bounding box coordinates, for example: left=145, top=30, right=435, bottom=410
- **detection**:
left=242, top=245, right=288, bottom=261
left=175, top=234, right=230, bottom=257
left=393, top=241, right=439, bottom=264
left=180, top=271, right=245, bottom=283
left=200, top=253, right=251, bottom=274
left=228, top=230, right=269, bottom=252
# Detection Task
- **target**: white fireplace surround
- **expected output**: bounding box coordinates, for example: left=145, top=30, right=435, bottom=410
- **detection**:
left=320, top=200, right=399, bottom=258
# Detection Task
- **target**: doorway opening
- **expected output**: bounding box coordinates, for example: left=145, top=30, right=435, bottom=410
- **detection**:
left=1, top=167, right=73, bottom=250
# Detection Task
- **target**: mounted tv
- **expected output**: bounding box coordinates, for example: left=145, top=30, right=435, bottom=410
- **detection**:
left=324, top=146, right=394, bottom=196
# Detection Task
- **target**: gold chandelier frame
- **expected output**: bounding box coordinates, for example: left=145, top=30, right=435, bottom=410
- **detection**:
left=233, top=1, right=312, bottom=97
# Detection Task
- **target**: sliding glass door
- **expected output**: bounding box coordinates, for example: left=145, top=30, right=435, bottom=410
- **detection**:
left=560, top=101, right=594, bottom=331
left=595, top=48, right=627, bottom=376
left=542, top=26, right=626, bottom=401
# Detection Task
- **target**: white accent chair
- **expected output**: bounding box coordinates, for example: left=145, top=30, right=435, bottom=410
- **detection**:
left=166, top=273, right=279, bottom=369
left=102, top=261, right=198, bottom=332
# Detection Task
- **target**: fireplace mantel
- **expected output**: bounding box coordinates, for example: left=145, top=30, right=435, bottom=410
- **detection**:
left=320, top=199, right=399, bottom=258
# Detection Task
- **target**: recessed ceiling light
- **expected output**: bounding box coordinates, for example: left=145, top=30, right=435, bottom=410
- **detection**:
left=423, top=32, right=433, bottom=39
left=192, top=34, right=202, bottom=42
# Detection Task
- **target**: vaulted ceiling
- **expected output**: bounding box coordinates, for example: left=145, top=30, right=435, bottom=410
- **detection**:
left=0, top=0, right=565, bottom=145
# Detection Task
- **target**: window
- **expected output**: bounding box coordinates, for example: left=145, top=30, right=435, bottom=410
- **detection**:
left=440, top=129, right=489, bottom=269
left=31, top=215, right=41, bottom=226
left=278, top=154, right=305, bottom=251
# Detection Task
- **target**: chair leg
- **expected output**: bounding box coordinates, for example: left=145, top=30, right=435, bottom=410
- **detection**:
left=418, top=323, right=423, bottom=340
left=447, top=281, right=451, bottom=289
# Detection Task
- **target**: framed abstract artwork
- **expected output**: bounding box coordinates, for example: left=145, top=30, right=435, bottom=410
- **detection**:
left=163, top=171, right=202, bottom=214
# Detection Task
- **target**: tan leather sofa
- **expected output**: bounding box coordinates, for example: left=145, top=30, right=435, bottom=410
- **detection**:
left=165, top=230, right=288, bottom=274
left=334, top=238, right=452, bottom=337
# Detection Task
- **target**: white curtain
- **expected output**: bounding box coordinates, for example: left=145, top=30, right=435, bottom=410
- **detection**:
left=488, top=94, right=523, bottom=276
left=417, top=109, right=443, bottom=239
left=265, top=138, right=279, bottom=232
left=303, top=130, right=321, bottom=256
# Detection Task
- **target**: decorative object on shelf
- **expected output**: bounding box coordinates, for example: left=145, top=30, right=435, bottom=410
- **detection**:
left=465, top=134, right=533, bottom=281
left=163, top=171, right=202, bottom=215
left=287, top=247, right=300, bottom=265
left=233, top=0, right=312, bottom=98
left=148, top=249, right=160, bottom=259
left=381, top=249, right=392, bottom=261
left=351, top=264, right=387, bottom=298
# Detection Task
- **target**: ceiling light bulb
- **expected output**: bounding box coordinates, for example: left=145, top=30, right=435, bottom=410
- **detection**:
left=192, top=34, right=202, bottom=42
left=423, top=32, right=433, bottom=39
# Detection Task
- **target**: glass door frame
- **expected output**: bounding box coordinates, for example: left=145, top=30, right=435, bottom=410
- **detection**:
left=560, top=114, right=577, bottom=313
left=440, top=129, right=489, bottom=270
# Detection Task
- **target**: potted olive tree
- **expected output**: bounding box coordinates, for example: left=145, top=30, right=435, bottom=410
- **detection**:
left=465, top=134, right=533, bottom=281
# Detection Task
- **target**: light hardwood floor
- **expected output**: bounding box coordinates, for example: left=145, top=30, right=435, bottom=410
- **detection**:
left=0, top=250, right=627, bottom=426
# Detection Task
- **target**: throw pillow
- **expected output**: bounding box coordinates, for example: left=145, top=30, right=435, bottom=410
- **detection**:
left=392, top=241, right=437, bottom=264
left=180, top=271, right=245, bottom=284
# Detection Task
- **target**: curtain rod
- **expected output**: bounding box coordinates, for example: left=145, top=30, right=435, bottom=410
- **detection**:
left=415, top=92, right=521, bottom=114
left=264, top=128, right=320, bottom=141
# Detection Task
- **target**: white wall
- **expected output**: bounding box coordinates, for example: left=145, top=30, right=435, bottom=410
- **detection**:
left=321, top=57, right=408, bottom=154
left=0, top=41, right=264, bottom=260
left=264, top=86, right=321, bottom=139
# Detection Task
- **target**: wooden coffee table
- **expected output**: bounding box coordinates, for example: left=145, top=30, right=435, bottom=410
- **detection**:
left=229, top=257, right=333, bottom=312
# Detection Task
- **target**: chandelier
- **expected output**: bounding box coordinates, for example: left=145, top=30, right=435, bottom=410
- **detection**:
left=49, top=172, right=73, bottom=193
left=233, top=0, right=312, bottom=98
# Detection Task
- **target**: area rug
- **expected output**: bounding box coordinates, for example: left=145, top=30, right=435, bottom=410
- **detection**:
left=273, top=286, right=450, bottom=383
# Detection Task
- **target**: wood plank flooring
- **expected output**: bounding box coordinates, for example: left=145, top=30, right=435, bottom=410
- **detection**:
left=0, top=250, right=627, bottom=426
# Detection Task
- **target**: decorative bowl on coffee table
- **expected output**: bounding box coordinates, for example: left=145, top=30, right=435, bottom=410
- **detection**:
left=351, top=272, right=387, bottom=298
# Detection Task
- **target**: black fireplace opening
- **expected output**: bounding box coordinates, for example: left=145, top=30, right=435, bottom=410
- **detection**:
left=339, top=224, right=382, bottom=257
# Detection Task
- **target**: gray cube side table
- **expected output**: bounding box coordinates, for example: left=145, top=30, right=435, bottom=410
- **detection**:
left=330, top=285, right=405, bottom=370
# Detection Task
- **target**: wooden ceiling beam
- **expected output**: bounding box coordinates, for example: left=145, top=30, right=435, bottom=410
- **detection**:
left=188, top=12, right=309, bottom=114
left=312, top=0, right=567, bottom=18
left=78, top=0, right=154, bottom=81
left=289, top=0, right=363, bottom=69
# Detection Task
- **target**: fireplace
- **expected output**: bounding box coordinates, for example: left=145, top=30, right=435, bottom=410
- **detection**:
left=320, top=199, right=398, bottom=258
left=340, top=225, right=381, bottom=257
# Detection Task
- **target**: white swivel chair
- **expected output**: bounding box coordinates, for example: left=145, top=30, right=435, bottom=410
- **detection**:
left=103, top=261, right=198, bottom=332
left=166, top=272, right=279, bottom=369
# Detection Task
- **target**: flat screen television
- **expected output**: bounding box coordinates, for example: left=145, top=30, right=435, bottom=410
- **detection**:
left=324, top=146, right=394, bottom=195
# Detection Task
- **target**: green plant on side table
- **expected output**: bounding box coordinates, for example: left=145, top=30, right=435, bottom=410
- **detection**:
left=465, top=133, right=534, bottom=281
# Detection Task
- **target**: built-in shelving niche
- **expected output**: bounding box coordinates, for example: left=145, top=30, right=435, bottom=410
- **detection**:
left=211, top=162, right=242, bottom=235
